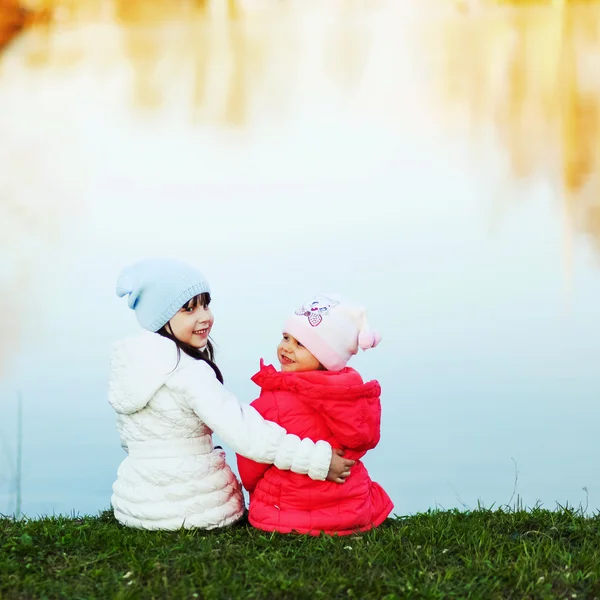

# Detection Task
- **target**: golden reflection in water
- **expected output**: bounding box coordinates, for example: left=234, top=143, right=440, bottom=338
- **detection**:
left=0, top=0, right=84, bottom=373
left=325, top=1, right=373, bottom=94
left=0, top=0, right=52, bottom=53
left=430, top=5, right=600, bottom=281
left=0, top=1, right=268, bottom=120
left=0, top=0, right=382, bottom=124
left=0, top=0, right=27, bottom=52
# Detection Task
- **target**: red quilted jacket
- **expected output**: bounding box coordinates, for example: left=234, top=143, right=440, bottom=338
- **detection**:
left=236, top=361, right=394, bottom=536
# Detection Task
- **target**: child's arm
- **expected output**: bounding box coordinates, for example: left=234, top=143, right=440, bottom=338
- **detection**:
left=166, top=361, right=336, bottom=481
left=237, top=454, right=271, bottom=492
left=236, top=393, right=278, bottom=492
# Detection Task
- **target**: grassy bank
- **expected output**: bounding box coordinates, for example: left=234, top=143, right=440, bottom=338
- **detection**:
left=1, top=507, right=599, bottom=599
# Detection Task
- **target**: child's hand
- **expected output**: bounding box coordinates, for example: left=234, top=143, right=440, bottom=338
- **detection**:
left=326, top=449, right=355, bottom=484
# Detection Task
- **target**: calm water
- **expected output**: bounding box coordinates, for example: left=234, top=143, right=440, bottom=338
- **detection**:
left=1, top=0, right=599, bottom=518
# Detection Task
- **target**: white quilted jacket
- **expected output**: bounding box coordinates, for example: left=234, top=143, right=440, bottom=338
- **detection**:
left=108, top=331, right=332, bottom=530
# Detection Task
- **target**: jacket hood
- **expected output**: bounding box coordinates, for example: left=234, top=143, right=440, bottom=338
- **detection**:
left=108, top=330, right=185, bottom=415
left=251, top=360, right=382, bottom=451
left=251, top=360, right=380, bottom=402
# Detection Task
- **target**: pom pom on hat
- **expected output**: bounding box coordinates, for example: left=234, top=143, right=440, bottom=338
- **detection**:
left=358, top=328, right=382, bottom=350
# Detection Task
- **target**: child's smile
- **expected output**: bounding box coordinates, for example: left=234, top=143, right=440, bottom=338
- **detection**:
left=193, top=326, right=210, bottom=338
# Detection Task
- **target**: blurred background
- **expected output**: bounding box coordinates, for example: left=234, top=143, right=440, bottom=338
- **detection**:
left=1, top=0, right=599, bottom=518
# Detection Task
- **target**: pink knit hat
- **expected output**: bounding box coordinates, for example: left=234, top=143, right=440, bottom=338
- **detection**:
left=283, top=294, right=381, bottom=371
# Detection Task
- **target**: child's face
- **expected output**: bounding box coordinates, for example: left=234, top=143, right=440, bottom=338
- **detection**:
left=168, top=299, right=214, bottom=349
left=277, top=333, right=321, bottom=372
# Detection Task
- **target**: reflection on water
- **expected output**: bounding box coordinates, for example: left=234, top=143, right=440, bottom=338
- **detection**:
left=1, top=1, right=298, bottom=121
left=0, top=0, right=29, bottom=52
left=0, top=0, right=84, bottom=375
left=0, top=1, right=397, bottom=123
left=429, top=4, right=600, bottom=271
left=2, top=2, right=597, bottom=223
left=0, top=0, right=55, bottom=54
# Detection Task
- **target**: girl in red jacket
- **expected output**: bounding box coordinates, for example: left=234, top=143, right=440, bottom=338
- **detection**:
left=237, top=294, right=394, bottom=536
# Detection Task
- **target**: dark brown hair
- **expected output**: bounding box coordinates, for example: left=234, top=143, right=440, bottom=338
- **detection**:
left=157, top=292, right=224, bottom=383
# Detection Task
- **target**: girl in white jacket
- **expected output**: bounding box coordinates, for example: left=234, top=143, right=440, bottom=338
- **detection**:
left=109, top=258, right=354, bottom=531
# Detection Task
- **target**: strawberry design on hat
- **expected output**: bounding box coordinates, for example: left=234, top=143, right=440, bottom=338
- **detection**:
left=294, top=296, right=340, bottom=327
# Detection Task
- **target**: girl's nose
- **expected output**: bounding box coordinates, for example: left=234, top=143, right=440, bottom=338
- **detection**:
left=196, top=308, right=210, bottom=323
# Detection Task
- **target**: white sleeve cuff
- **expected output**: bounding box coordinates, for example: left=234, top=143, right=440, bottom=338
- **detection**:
left=273, top=437, right=332, bottom=481
left=308, top=440, right=332, bottom=481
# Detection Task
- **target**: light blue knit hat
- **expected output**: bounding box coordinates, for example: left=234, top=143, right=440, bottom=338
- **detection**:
left=116, top=258, right=211, bottom=332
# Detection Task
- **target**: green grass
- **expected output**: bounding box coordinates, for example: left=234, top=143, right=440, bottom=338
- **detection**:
left=1, top=507, right=599, bottom=599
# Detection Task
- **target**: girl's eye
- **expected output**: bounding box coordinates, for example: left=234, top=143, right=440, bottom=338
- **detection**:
left=297, top=342, right=303, bottom=348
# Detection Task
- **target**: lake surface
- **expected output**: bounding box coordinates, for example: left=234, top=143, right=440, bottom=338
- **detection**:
left=1, top=0, right=599, bottom=518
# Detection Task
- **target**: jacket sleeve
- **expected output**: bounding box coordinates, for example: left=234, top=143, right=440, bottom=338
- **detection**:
left=165, top=361, right=332, bottom=481
left=236, top=393, right=278, bottom=492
